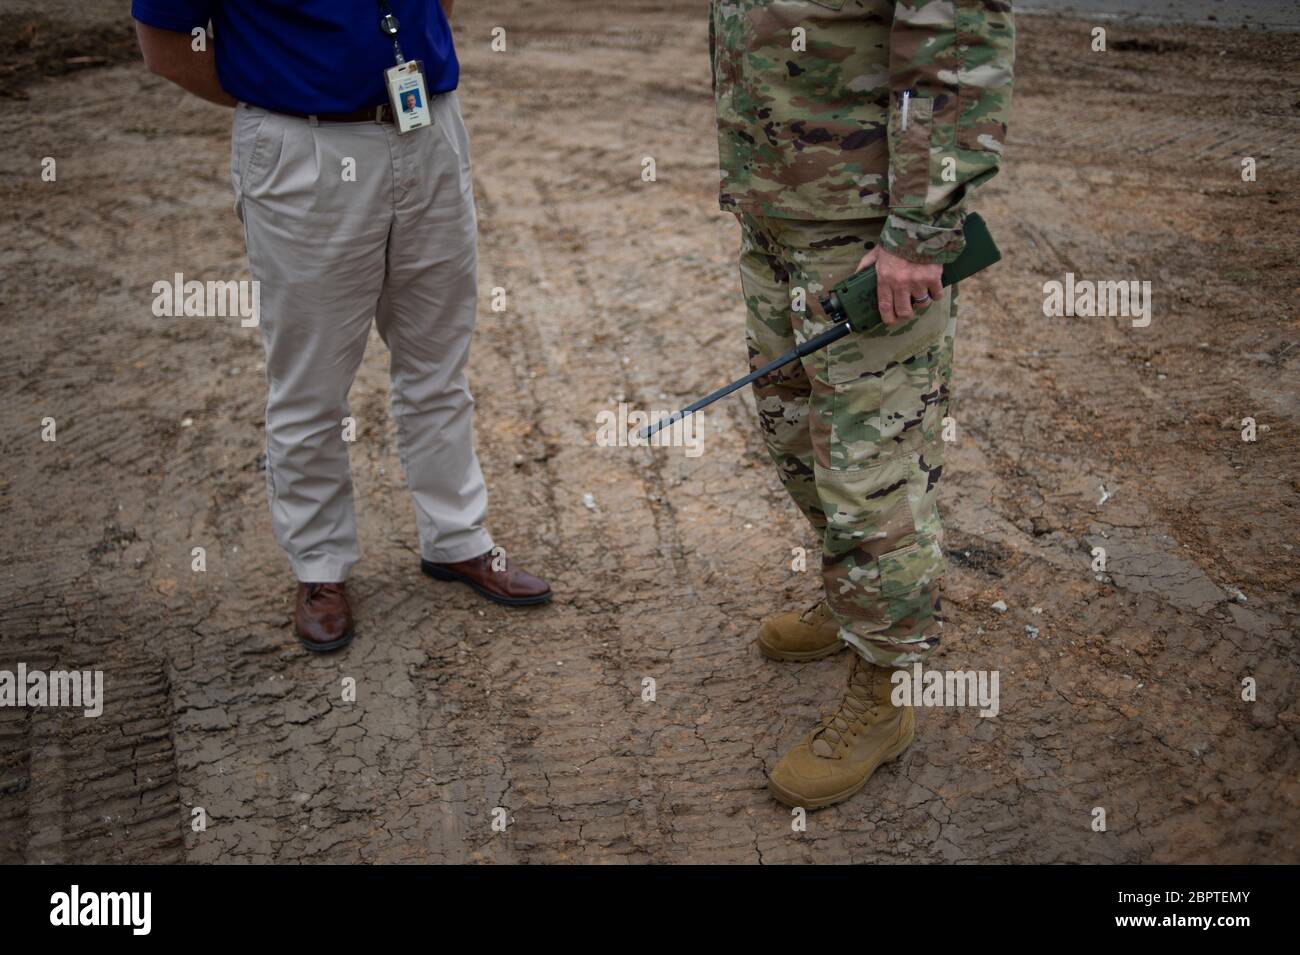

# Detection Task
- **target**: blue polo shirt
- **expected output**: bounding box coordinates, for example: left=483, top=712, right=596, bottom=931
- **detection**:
left=131, top=0, right=459, bottom=114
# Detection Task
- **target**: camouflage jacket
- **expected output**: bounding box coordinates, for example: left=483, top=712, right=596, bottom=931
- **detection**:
left=710, top=0, right=1015, bottom=263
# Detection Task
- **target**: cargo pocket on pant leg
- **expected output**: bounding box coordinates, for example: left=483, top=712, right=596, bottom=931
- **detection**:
left=816, top=311, right=946, bottom=472
left=820, top=453, right=917, bottom=634
left=871, top=343, right=950, bottom=656
left=820, top=443, right=946, bottom=659
left=875, top=339, right=948, bottom=463
left=876, top=533, right=945, bottom=650
left=813, top=342, right=883, bottom=472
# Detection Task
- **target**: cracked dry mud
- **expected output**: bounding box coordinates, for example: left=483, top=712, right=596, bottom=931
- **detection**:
left=1, top=3, right=1297, bottom=864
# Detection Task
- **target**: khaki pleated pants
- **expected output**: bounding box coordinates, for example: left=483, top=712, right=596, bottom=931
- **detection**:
left=231, top=92, right=493, bottom=582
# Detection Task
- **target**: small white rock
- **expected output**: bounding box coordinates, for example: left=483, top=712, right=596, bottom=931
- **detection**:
left=990, top=600, right=1008, bottom=613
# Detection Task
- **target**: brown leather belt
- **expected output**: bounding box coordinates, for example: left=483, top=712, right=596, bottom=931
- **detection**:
left=278, top=104, right=396, bottom=124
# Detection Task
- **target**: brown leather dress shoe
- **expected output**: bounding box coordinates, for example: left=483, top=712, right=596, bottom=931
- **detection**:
left=294, top=582, right=355, bottom=652
left=421, top=550, right=553, bottom=606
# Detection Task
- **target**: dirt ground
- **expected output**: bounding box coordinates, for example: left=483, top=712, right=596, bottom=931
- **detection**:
left=1, top=2, right=1297, bottom=864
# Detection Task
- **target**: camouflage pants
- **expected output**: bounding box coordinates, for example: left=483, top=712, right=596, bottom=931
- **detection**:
left=738, top=213, right=956, bottom=668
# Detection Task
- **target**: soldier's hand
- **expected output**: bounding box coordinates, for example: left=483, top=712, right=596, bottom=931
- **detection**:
left=856, top=246, right=944, bottom=326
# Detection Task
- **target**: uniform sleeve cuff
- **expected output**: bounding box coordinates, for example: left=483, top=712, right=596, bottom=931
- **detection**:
left=879, top=214, right=966, bottom=265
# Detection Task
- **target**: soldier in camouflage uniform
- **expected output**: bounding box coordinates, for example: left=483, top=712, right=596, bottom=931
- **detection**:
left=709, top=0, right=1014, bottom=808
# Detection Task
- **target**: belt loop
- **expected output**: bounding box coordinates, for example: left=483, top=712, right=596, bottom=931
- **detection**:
left=375, top=105, right=385, bottom=123
left=308, top=114, right=319, bottom=127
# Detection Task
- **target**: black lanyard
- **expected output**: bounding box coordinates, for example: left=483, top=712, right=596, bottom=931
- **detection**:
left=377, top=0, right=406, bottom=64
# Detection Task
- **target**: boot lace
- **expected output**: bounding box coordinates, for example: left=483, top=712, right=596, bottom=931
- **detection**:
left=813, top=659, right=883, bottom=753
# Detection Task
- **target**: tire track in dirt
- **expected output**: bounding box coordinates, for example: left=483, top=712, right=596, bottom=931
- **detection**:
left=467, top=161, right=679, bottom=860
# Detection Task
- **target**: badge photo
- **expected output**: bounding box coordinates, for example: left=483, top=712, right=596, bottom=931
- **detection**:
left=385, top=60, right=432, bottom=134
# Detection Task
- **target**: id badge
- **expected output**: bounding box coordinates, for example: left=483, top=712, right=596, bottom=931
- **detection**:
left=384, top=60, right=432, bottom=134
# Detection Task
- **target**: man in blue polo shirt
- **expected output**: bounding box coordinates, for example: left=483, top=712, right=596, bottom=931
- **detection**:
left=132, top=1, right=553, bottom=653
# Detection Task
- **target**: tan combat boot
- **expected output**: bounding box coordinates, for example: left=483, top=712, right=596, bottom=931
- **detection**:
left=756, top=601, right=845, bottom=661
left=768, top=655, right=914, bottom=809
